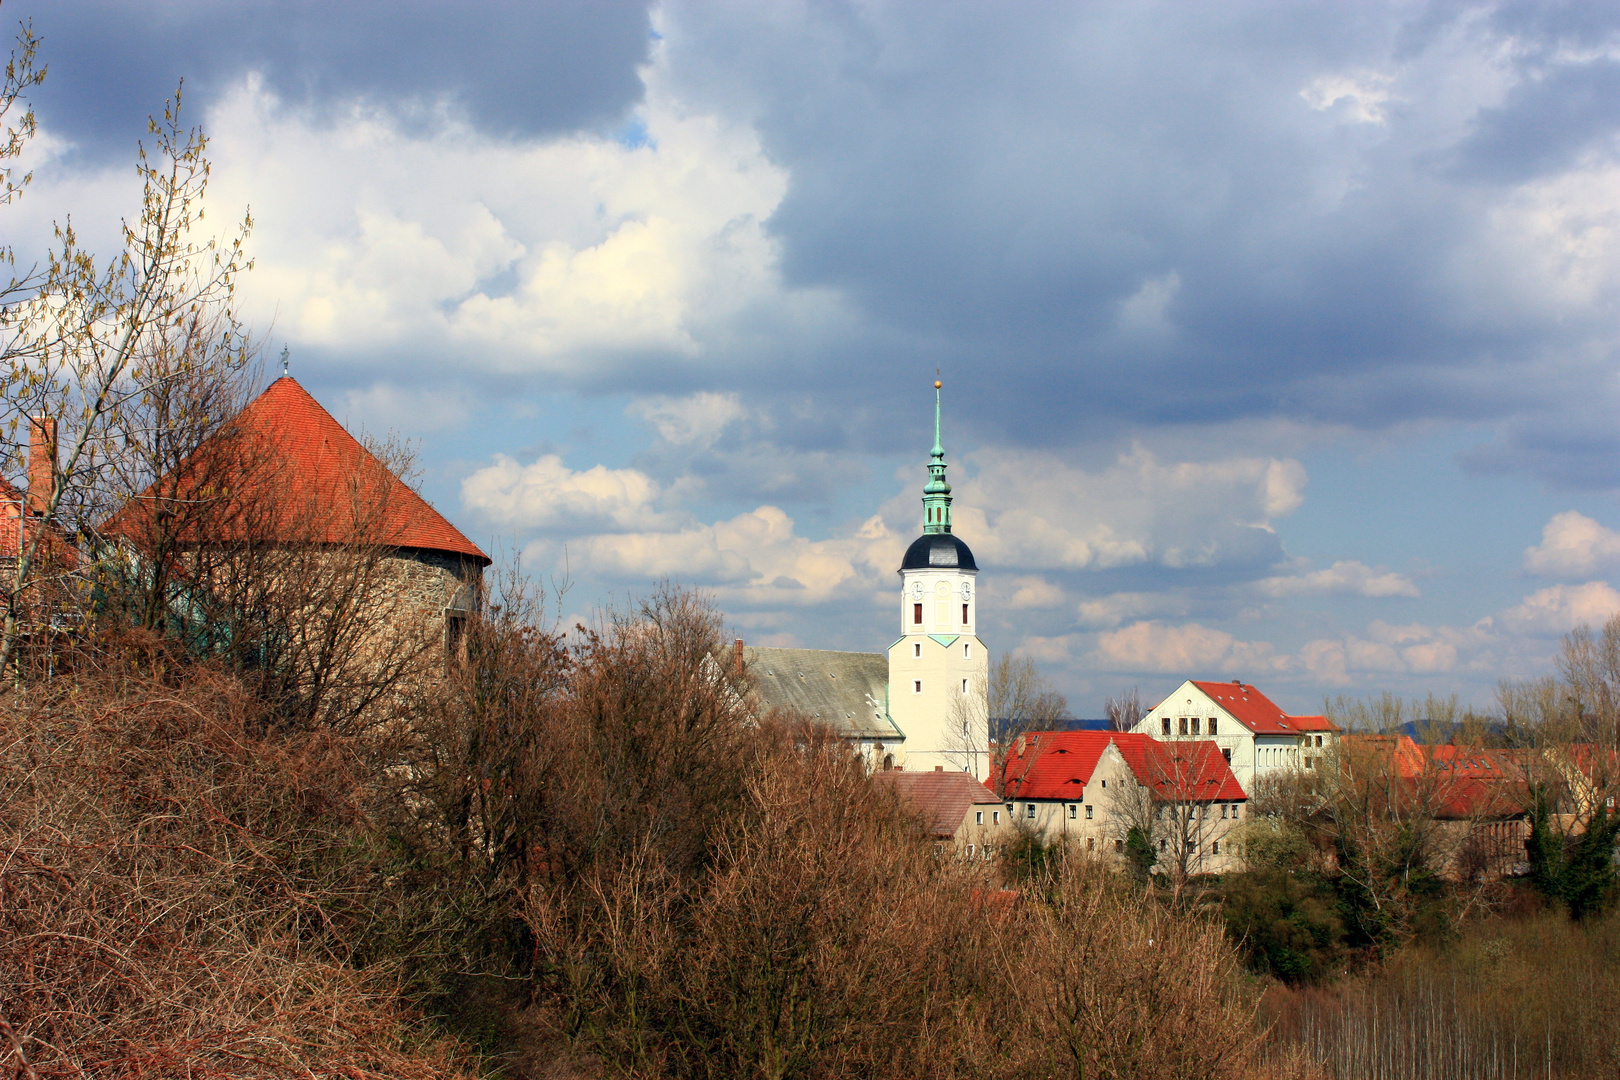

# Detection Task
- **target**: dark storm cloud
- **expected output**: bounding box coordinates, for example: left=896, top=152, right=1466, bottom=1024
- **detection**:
left=21, top=0, right=651, bottom=156
left=652, top=2, right=1620, bottom=485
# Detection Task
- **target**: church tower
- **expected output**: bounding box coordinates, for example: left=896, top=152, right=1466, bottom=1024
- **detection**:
left=886, top=380, right=990, bottom=778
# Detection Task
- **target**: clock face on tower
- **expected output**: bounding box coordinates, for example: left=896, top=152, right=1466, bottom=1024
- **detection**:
left=960, top=581, right=972, bottom=600
left=911, top=581, right=924, bottom=599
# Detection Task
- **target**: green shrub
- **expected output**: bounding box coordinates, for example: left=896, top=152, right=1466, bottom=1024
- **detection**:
left=1222, top=869, right=1347, bottom=982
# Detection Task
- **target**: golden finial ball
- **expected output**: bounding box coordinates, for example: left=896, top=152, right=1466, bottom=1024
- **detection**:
left=934, top=380, right=942, bottom=389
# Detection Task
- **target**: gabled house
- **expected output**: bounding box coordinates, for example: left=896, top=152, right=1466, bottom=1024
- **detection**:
left=1132, top=679, right=1339, bottom=793
left=872, top=767, right=1009, bottom=860
left=1000, top=730, right=1248, bottom=874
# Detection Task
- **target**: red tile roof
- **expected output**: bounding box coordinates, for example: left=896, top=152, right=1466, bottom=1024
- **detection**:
left=1341, top=734, right=1527, bottom=820
left=102, top=378, right=489, bottom=564
left=1001, top=730, right=1246, bottom=804
left=873, top=770, right=1002, bottom=838
left=1186, top=680, right=1340, bottom=736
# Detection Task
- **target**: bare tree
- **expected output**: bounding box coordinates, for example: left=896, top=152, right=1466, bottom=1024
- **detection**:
left=0, top=44, right=253, bottom=674
left=954, top=653, right=1069, bottom=795
left=1104, top=685, right=1143, bottom=731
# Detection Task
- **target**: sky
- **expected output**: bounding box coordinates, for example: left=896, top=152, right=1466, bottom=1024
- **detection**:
left=9, top=0, right=1620, bottom=717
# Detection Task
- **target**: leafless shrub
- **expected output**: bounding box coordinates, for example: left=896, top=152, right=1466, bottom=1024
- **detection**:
left=0, top=665, right=477, bottom=1079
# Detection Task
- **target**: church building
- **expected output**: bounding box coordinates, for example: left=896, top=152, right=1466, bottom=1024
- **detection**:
left=744, top=382, right=990, bottom=779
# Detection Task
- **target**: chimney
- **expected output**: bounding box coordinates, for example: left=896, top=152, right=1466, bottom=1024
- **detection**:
left=27, top=417, right=56, bottom=516
left=935, top=764, right=943, bottom=772
left=733, top=637, right=744, bottom=676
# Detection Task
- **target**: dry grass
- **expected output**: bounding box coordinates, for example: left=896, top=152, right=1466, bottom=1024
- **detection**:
left=0, top=660, right=478, bottom=1079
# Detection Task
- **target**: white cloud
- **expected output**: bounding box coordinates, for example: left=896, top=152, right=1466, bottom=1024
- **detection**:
left=563, top=509, right=902, bottom=608
left=461, top=454, right=666, bottom=531
left=1524, top=511, right=1620, bottom=579
left=1300, top=70, right=1397, bottom=124
left=203, top=58, right=846, bottom=380
left=1497, top=581, right=1620, bottom=635
left=627, top=391, right=749, bottom=448
left=1004, top=575, right=1066, bottom=610
left=949, top=445, right=1305, bottom=574
left=1116, top=271, right=1180, bottom=338
left=1257, top=559, right=1420, bottom=599
left=1091, top=621, right=1286, bottom=675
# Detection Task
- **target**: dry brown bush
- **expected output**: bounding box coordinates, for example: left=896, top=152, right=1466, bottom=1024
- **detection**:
left=0, top=658, right=477, bottom=1079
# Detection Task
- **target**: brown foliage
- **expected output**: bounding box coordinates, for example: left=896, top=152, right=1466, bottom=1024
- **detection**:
left=0, top=661, right=476, bottom=1079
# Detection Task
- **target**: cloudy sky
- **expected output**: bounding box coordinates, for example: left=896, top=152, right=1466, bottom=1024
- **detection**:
left=12, top=0, right=1620, bottom=715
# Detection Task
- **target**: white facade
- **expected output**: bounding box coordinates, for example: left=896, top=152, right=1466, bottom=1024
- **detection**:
left=887, top=564, right=988, bottom=779
left=1132, top=679, right=1336, bottom=794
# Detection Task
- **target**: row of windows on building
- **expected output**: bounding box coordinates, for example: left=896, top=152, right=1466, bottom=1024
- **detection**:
left=912, top=678, right=973, bottom=694
left=950, top=836, right=1228, bottom=858
left=913, top=603, right=971, bottom=625
left=910, top=641, right=973, bottom=659
left=1002, top=801, right=1244, bottom=820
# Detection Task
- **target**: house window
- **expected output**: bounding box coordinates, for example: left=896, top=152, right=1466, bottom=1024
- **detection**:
left=993, top=811, right=1000, bottom=824
left=1086, top=805, right=1094, bottom=820
left=1115, top=839, right=1123, bottom=852
left=914, top=642, right=922, bottom=657
left=975, top=811, right=984, bottom=825
left=1159, top=839, right=1167, bottom=851
left=1222, top=748, right=1232, bottom=764
left=1221, top=804, right=1228, bottom=819
left=933, top=843, right=944, bottom=856
left=1232, top=803, right=1241, bottom=819
left=1068, top=804, right=1077, bottom=819
left=1209, top=717, right=1218, bottom=735
left=1026, top=803, right=1036, bottom=819
left=1006, top=803, right=1014, bottom=815
left=1212, top=840, right=1220, bottom=856
left=913, top=680, right=922, bottom=694
left=1087, top=837, right=1095, bottom=851
left=966, top=844, right=975, bottom=857
left=1191, top=717, right=1201, bottom=735
left=1315, top=735, right=1323, bottom=747
left=962, top=602, right=970, bottom=623
left=1161, top=717, right=1171, bottom=736
left=1178, top=717, right=1188, bottom=735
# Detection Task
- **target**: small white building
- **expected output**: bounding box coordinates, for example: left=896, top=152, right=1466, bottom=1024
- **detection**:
left=1131, top=679, right=1338, bottom=794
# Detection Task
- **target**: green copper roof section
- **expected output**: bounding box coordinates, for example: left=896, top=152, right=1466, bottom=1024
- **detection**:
left=922, top=380, right=953, bottom=533
left=928, top=634, right=960, bottom=648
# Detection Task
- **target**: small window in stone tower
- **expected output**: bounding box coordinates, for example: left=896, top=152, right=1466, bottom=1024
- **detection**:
left=963, top=643, right=970, bottom=658
left=913, top=602, right=923, bottom=625
left=961, top=678, right=968, bottom=694
left=962, top=603, right=969, bottom=624
left=913, top=680, right=922, bottom=694
left=914, top=642, right=921, bottom=658
left=445, top=613, right=467, bottom=667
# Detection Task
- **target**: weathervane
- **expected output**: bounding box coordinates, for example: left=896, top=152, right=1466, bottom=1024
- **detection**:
left=281, top=345, right=289, bottom=377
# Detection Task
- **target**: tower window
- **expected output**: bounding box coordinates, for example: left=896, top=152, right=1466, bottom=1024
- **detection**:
left=913, top=603, right=923, bottom=625
left=914, top=642, right=921, bottom=658
left=961, top=679, right=968, bottom=694
left=913, top=680, right=922, bottom=694
left=963, top=643, right=970, bottom=658
left=962, top=603, right=969, bottom=623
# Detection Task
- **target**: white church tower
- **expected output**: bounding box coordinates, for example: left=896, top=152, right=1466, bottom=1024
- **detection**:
left=886, top=380, right=990, bottom=779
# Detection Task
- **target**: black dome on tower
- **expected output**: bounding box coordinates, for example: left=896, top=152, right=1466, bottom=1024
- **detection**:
left=900, top=533, right=977, bottom=572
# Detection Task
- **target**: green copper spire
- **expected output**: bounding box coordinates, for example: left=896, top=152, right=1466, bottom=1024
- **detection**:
left=922, top=379, right=952, bottom=534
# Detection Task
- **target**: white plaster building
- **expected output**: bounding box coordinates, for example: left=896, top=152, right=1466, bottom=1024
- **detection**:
left=1130, top=679, right=1338, bottom=795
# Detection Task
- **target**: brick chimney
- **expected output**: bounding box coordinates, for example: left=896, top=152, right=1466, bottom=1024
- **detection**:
left=27, top=417, right=56, bottom=516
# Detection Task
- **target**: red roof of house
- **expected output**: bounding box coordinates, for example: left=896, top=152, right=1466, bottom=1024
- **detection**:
left=1001, top=730, right=1247, bottom=804
left=873, top=770, right=1002, bottom=838
left=1340, top=734, right=1526, bottom=819
left=1186, top=680, right=1340, bottom=736
left=102, top=378, right=489, bottom=564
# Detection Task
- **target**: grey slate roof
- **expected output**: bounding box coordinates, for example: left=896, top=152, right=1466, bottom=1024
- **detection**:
left=744, top=646, right=899, bottom=740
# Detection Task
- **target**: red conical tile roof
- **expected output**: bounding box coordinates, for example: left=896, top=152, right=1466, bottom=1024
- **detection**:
left=104, top=377, right=489, bottom=565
